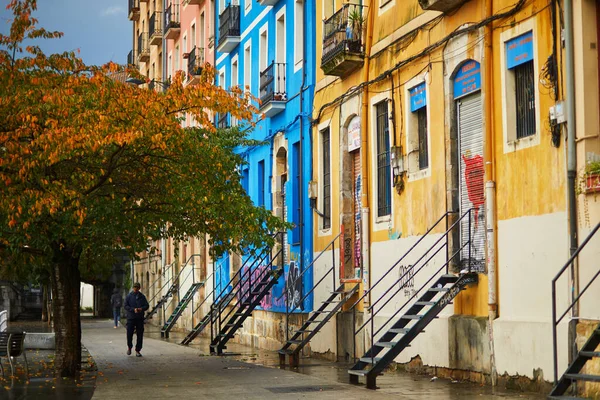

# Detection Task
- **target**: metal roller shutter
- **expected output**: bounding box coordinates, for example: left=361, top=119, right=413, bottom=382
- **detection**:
left=457, top=93, right=486, bottom=272
left=352, top=151, right=362, bottom=274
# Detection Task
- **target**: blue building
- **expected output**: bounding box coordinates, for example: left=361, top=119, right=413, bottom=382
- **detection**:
left=214, top=0, right=316, bottom=315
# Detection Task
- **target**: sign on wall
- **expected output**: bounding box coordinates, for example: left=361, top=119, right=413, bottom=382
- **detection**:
left=347, top=116, right=361, bottom=152
left=453, top=60, right=481, bottom=99
left=409, top=82, right=427, bottom=112
left=506, top=31, right=534, bottom=69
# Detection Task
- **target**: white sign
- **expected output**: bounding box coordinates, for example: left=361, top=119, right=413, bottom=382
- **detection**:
left=347, top=116, right=361, bottom=152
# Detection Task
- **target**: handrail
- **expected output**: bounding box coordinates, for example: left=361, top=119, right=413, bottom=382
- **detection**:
left=189, top=257, right=229, bottom=317
left=352, top=209, right=474, bottom=362
left=147, top=253, right=200, bottom=306
left=552, top=222, right=600, bottom=384
left=350, top=211, right=456, bottom=309
left=276, top=231, right=342, bottom=302
left=161, top=254, right=203, bottom=311
left=146, top=261, right=176, bottom=305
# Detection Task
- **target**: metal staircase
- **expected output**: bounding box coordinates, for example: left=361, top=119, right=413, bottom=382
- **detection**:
left=145, top=255, right=200, bottom=322
left=209, top=249, right=283, bottom=354
left=277, top=232, right=360, bottom=367
left=180, top=254, right=265, bottom=346
left=549, top=223, right=600, bottom=399
left=349, top=272, right=477, bottom=389
left=161, top=282, right=203, bottom=338
left=348, top=209, right=479, bottom=389
left=279, top=283, right=359, bottom=367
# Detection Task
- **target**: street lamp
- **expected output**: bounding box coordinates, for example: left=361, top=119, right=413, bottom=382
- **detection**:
left=125, top=77, right=170, bottom=91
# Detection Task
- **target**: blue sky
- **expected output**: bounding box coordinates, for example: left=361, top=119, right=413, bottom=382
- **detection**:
left=0, top=0, right=131, bottom=66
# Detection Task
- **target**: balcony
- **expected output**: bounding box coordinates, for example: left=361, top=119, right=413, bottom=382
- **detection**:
left=217, top=3, right=240, bottom=53
left=259, top=62, right=286, bottom=118
left=138, top=33, right=150, bottom=63
left=418, top=0, right=468, bottom=12
left=257, top=0, right=277, bottom=7
left=149, top=12, right=163, bottom=46
left=165, top=3, right=181, bottom=40
left=217, top=113, right=229, bottom=129
left=321, top=4, right=366, bottom=77
left=187, top=46, right=205, bottom=85
left=127, top=50, right=138, bottom=68
left=128, top=0, right=140, bottom=21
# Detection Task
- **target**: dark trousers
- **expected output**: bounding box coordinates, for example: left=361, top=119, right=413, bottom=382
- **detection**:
left=113, top=307, right=121, bottom=327
left=126, top=319, right=144, bottom=351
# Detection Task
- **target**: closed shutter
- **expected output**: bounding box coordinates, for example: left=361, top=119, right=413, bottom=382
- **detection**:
left=457, top=93, right=486, bottom=272
left=352, top=151, right=361, bottom=274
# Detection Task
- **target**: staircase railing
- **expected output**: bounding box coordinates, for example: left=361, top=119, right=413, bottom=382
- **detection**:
left=159, top=253, right=202, bottom=323
left=209, top=232, right=284, bottom=345
left=145, top=257, right=174, bottom=300
left=277, top=232, right=342, bottom=342
left=552, top=222, right=600, bottom=384
left=351, top=209, right=474, bottom=360
left=146, top=261, right=176, bottom=310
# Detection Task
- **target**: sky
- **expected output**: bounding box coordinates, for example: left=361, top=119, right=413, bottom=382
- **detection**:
left=0, top=0, right=131, bottom=66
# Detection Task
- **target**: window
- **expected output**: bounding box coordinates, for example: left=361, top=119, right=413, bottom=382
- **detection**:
left=375, top=101, right=391, bottom=217
left=242, top=168, right=249, bottom=193
left=406, top=81, right=429, bottom=177
left=183, top=36, right=187, bottom=54
left=294, top=0, right=303, bottom=69
left=259, top=27, right=268, bottom=75
left=417, top=108, right=428, bottom=170
left=191, top=24, right=196, bottom=48
left=168, top=55, right=172, bottom=78
left=321, top=128, right=331, bottom=230
left=244, top=41, right=251, bottom=92
left=231, top=57, right=238, bottom=126
left=258, top=160, right=265, bottom=207
left=276, top=9, right=285, bottom=64
left=292, top=142, right=301, bottom=243
left=175, top=45, right=180, bottom=71
left=514, top=60, right=535, bottom=139
left=502, top=28, right=538, bottom=151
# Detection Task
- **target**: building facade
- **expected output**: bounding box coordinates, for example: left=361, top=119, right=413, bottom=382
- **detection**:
left=310, top=0, right=600, bottom=392
left=211, top=0, right=317, bottom=350
left=126, top=0, right=600, bottom=393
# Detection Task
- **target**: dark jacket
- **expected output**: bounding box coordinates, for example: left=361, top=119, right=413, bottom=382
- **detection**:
left=110, top=290, right=122, bottom=309
left=123, top=291, right=150, bottom=320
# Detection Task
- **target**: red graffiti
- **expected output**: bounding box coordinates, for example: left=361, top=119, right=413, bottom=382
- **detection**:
left=462, top=154, right=484, bottom=226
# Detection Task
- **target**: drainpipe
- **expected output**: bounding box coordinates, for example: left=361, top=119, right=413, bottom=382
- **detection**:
left=483, top=0, right=498, bottom=387
left=564, top=0, right=579, bottom=365
left=360, top=0, right=375, bottom=308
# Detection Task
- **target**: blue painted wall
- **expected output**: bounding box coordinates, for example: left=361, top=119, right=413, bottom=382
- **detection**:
left=215, top=0, right=316, bottom=313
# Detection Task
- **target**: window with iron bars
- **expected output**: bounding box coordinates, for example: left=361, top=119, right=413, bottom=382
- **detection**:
left=515, top=60, right=536, bottom=139
left=376, top=101, right=391, bottom=217
left=321, top=128, right=331, bottom=230
left=417, top=107, right=428, bottom=170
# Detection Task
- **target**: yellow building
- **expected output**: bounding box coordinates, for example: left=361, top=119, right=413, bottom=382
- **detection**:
left=311, top=0, right=600, bottom=392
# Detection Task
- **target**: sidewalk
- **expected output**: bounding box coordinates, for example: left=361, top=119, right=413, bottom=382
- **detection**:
left=83, top=319, right=543, bottom=399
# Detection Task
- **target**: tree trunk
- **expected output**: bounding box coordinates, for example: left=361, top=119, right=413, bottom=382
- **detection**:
left=51, top=241, right=82, bottom=378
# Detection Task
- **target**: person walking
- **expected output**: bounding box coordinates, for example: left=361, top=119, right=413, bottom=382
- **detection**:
left=110, top=288, right=123, bottom=328
left=124, top=282, right=149, bottom=357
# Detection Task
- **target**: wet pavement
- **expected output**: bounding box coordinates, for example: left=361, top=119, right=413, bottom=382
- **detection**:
left=2, top=317, right=546, bottom=399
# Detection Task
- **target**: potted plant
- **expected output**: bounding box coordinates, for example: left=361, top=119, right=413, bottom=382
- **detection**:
left=584, top=160, right=600, bottom=194
left=346, top=7, right=365, bottom=53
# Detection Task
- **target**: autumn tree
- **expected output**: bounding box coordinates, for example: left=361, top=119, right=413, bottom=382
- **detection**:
left=0, top=0, right=285, bottom=377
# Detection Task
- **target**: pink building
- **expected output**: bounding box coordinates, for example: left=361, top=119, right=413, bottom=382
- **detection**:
left=165, top=0, right=215, bottom=91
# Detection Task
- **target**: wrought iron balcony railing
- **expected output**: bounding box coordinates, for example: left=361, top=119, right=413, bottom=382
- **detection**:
left=137, top=33, right=150, bottom=61
left=127, top=50, right=138, bottom=66
left=321, top=4, right=366, bottom=67
left=149, top=11, right=163, bottom=42
left=165, top=3, right=181, bottom=31
left=218, top=3, right=240, bottom=48
left=128, top=0, right=140, bottom=20
left=188, top=46, right=205, bottom=77
left=259, top=62, right=286, bottom=106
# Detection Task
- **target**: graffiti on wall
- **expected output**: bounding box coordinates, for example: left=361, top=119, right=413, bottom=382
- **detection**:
left=462, top=153, right=485, bottom=272
left=285, top=260, right=303, bottom=311
left=398, top=264, right=416, bottom=298
left=354, top=175, right=362, bottom=271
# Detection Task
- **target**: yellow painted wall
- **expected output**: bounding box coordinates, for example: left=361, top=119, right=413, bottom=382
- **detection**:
left=313, top=0, right=564, bottom=318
